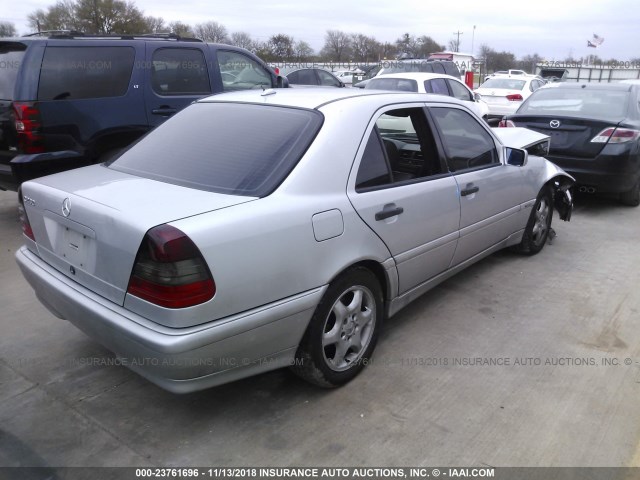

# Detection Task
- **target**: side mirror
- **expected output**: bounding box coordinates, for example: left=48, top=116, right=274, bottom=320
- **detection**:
left=276, top=75, right=289, bottom=88
left=474, top=92, right=482, bottom=102
left=505, top=147, right=528, bottom=167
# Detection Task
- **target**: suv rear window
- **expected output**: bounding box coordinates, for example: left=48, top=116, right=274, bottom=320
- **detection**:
left=108, top=102, right=323, bottom=197
left=38, top=46, right=135, bottom=100
left=0, top=42, right=26, bottom=100
left=366, top=78, right=418, bottom=92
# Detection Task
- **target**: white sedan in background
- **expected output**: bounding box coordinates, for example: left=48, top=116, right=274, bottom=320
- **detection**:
left=365, top=72, right=490, bottom=120
left=475, top=75, right=546, bottom=124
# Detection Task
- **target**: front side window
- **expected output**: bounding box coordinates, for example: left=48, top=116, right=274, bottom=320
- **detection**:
left=430, top=107, right=499, bottom=172
left=217, top=51, right=272, bottom=91
left=355, top=107, right=443, bottom=190
left=448, top=79, right=473, bottom=101
left=317, top=70, right=341, bottom=87
left=38, top=46, right=134, bottom=100
left=151, top=48, right=211, bottom=95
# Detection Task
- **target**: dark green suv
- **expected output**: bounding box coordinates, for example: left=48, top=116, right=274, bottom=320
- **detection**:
left=0, top=33, right=285, bottom=190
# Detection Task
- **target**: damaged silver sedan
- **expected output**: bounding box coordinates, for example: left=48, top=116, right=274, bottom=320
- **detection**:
left=16, top=89, right=573, bottom=392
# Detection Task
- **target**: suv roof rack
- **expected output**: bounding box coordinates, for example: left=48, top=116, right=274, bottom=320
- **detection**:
left=22, top=31, right=203, bottom=42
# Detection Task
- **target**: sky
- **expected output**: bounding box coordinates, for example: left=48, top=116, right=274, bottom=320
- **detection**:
left=4, top=0, right=640, bottom=61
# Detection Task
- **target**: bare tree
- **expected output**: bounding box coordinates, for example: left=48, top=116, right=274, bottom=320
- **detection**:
left=0, top=21, right=17, bottom=37
left=230, top=31, right=253, bottom=50
left=145, top=16, right=166, bottom=33
left=395, top=33, right=420, bottom=57
left=294, top=40, right=314, bottom=61
left=448, top=38, right=460, bottom=53
left=194, top=21, right=229, bottom=43
left=321, top=30, right=351, bottom=62
left=351, top=33, right=379, bottom=62
left=28, top=0, right=80, bottom=32
left=416, top=36, right=443, bottom=57
left=169, top=21, right=193, bottom=37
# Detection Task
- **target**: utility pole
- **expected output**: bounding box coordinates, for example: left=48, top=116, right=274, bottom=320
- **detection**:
left=453, top=30, right=463, bottom=52
left=471, top=25, right=476, bottom=56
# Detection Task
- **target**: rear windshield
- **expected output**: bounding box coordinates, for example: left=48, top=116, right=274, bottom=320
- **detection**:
left=518, top=88, right=630, bottom=120
left=108, top=102, right=323, bottom=197
left=0, top=43, right=26, bottom=100
left=366, top=78, right=418, bottom=92
left=480, top=78, right=526, bottom=90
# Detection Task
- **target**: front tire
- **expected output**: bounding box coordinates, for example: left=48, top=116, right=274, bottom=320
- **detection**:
left=513, top=186, right=553, bottom=255
left=291, top=267, right=383, bottom=387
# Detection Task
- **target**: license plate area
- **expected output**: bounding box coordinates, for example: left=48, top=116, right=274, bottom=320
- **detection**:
left=42, top=211, right=97, bottom=273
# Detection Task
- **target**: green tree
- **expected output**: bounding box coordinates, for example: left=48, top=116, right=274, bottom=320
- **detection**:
left=268, top=34, right=295, bottom=61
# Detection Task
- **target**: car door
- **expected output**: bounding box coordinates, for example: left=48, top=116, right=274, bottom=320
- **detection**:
left=347, top=105, right=460, bottom=294
left=428, top=105, right=524, bottom=266
left=144, top=44, right=212, bottom=127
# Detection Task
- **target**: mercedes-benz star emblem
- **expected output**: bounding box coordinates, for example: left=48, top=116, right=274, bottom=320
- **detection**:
left=62, top=197, right=71, bottom=217
left=550, top=120, right=561, bottom=128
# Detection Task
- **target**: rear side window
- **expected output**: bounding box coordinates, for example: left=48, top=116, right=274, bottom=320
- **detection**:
left=355, top=128, right=391, bottom=190
left=443, top=62, right=461, bottom=77
left=38, top=46, right=134, bottom=100
left=425, top=79, right=449, bottom=95
left=0, top=43, right=26, bottom=100
left=109, top=103, right=323, bottom=197
left=151, top=48, right=211, bottom=95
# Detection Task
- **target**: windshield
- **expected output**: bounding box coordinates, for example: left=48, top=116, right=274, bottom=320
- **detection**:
left=518, top=88, right=630, bottom=120
left=0, top=43, right=26, bottom=100
left=366, top=78, right=418, bottom=92
left=480, top=78, right=526, bottom=90
left=109, top=103, right=323, bottom=197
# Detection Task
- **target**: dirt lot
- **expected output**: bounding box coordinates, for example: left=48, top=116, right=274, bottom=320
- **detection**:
left=1, top=188, right=639, bottom=468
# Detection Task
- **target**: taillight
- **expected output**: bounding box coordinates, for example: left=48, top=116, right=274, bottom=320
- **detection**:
left=591, top=127, right=640, bottom=144
left=498, top=119, right=516, bottom=128
left=128, top=224, right=215, bottom=309
left=17, top=187, right=35, bottom=241
left=12, top=102, right=44, bottom=154
left=506, top=94, right=523, bottom=101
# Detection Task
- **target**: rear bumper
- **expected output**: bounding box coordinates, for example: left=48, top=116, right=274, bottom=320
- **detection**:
left=16, top=246, right=323, bottom=393
left=546, top=148, right=640, bottom=194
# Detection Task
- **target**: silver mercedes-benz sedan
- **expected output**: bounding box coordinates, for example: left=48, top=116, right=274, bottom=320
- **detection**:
left=15, top=89, right=574, bottom=393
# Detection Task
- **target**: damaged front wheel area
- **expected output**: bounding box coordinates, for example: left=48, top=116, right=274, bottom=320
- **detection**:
left=513, top=186, right=554, bottom=256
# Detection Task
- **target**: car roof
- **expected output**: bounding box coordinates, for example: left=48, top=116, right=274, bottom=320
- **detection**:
left=374, top=72, right=460, bottom=82
left=197, top=87, right=470, bottom=110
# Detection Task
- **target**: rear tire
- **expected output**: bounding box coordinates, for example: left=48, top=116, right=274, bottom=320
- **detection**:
left=291, top=267, right=383, bottom=387
left=512, top=186, right=553, bottom=255
left=619, top=180, right=640, bottom=207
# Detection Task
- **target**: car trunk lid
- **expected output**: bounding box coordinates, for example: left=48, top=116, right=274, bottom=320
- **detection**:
left=21, top=165, right=255, bottom=306
left=511, top=116, right=621, bottom=158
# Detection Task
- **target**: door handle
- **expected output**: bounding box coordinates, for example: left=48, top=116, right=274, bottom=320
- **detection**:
left=152, top=107, right=178, bottom=116
left=375, top=205, right=404, bottom=221
left=461, top=185, right=479, bottom=196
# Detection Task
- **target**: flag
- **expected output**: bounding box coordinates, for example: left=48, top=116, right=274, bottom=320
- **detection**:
left=587, top=34, right=604, bottom=48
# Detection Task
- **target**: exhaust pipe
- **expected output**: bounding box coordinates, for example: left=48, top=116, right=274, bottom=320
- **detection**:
left=578, top=186, right=596, bottom=194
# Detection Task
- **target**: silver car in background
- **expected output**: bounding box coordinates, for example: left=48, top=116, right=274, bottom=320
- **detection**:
left=16, top=89, right=573, bottom=393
